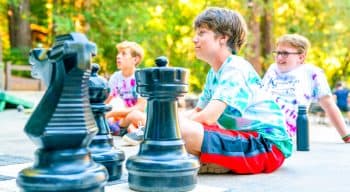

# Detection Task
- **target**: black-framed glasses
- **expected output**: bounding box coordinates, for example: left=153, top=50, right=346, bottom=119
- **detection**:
left=272, top=51, right=301, bottom=58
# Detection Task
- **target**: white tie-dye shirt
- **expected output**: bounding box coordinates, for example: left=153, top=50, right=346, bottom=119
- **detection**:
left=108, top=71, right=139, bottom=107
left=261, top=63, right=331, bottom=136
left=197, top=55, right=292, bottom=158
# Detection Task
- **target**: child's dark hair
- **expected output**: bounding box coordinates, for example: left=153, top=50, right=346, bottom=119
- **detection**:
left=194, top=7, right=247, bottom=53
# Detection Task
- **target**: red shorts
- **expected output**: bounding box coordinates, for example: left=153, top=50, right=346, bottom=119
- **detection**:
left=200, top=124, right=285, bottom=174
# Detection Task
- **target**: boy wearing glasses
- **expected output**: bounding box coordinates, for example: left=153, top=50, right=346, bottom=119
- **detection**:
left=262, top=34, right=350, bottom=143
left=178, top=7, right=292, bottom=174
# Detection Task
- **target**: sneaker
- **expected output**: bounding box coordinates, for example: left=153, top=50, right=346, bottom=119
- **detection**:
left=118, top=128, right=128, bottom=137
left=122, top=127, right=145, bottom=146
left=198, top=163, right=231, bottom=174
left=108, top=121, right=128, bottom=136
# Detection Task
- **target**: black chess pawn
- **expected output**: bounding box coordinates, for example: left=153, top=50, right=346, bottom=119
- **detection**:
left=126, top=56, right=199, bottom=192
left=89, top=63, right=125, bottom=181
left=16, top=33, right=108, bottom=191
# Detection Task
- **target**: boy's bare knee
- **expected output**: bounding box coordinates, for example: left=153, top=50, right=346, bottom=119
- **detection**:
left=127, top=110, right=144, bottom=119
left=180, top=122, right=204, bottom=156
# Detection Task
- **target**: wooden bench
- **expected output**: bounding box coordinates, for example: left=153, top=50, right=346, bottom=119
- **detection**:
left=5, top=62, right=44, bottom=91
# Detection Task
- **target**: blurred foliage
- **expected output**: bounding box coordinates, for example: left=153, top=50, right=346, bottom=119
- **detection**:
left=3, top=47, right=30, bottom=64
left=1, top=0, right=350, bottom=92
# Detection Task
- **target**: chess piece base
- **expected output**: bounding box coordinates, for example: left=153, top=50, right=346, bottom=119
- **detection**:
left=126, top=140, right=199, bottom=192
left=16, top=148, right=108, bottom=192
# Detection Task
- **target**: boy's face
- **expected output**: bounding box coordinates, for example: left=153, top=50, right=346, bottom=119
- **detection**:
left=193, top=26, right=222, bottom=63
left=116, top=48, right=137, bottom=70
left=274, top=43, right=305, bottom=73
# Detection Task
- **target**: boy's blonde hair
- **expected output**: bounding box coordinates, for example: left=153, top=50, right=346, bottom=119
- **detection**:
left=194, top=7, right=247, bottom=53
left=276, top=34, right=310, bottom=55
left=116, top=41, right=144, bottom=65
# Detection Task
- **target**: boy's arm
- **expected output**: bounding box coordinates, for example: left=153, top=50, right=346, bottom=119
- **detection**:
left=190, top=100, right=226, bottom=125
left=319, top=95, right=350, bottom=142
left=104, top=95, right=114, bottom=104
left=183, top=107, right=202, bottom=118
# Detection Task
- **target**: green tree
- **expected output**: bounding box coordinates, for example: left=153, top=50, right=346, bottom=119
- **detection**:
left=2, top=0, right=350, bottom=92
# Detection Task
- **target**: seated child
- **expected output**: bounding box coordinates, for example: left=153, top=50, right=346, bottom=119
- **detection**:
left=105, top=41, right=146, bottom=145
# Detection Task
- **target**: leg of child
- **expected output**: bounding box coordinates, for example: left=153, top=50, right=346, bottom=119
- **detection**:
left=178, top=115, right=204, bottom=156
left=178, top=115, right=285, bottom=174
left=119, top=110, right=146, bottom=133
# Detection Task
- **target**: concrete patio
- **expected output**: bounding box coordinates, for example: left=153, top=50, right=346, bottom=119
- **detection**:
left=0, top=91, right=349, bottom=192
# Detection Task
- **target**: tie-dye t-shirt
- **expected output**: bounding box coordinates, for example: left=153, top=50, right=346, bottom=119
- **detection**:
left=261, top=63, right=331, bottom=136
left=108, top=71, right=139, bottom=107
left=197, top=55, right=292, bottom=158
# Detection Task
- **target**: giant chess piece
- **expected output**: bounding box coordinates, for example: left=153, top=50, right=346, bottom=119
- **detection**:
left=89, top=63, right=125, bottom=181
left=126, top=56, right=200, bottom=192
left=16, top=33, right=108, bottom=191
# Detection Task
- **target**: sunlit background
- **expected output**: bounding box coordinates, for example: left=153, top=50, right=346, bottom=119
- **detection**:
left=1, top=0, right=349, bottom=93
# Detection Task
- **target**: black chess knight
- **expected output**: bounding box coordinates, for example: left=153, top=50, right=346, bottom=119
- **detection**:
left=17, top=33, right=108, bottom=191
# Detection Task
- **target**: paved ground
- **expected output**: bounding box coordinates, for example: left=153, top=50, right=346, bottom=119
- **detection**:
left=0, top=91, right=349, bottom=191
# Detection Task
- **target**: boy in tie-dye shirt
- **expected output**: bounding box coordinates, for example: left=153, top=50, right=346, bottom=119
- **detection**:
left=179, top=7, right=292, bottom=174
left=105, top=41, right=146, bottom=143
left=261, top=34, right=350, bottom=143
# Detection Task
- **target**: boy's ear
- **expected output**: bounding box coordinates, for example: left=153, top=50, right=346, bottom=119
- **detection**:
left=220, top=35, right=229, bottom=45
left=299, top=53, right=306, bottom=63
left=134, top=55, right=141, bottom=65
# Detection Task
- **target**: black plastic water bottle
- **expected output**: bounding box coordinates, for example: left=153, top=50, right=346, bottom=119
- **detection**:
left=296, top=105, right=309, bottom=151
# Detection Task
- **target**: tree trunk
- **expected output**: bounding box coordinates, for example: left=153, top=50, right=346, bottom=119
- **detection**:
left=345, top=59, right=350, bottom=82
left=0, top=35, right=2, bottom=62
left=7, top=0, right=31, bottom=49
left=246, top=1, right=262, bottom=75
left=0, top=35, right=4, bottom=90
left=260, top=0, right=273, bottom=73
left=342, top=52, right=350, bottom=82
